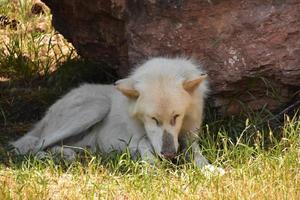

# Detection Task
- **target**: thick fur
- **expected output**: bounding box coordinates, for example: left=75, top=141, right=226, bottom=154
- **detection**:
left=11, top=57, right=223, bottom=173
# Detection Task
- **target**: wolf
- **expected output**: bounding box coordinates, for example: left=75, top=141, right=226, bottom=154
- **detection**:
left=11, top=57, right=224, bottom=174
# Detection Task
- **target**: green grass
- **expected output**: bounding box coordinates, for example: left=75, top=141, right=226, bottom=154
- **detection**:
left=0, top=113, right=299, bottom=200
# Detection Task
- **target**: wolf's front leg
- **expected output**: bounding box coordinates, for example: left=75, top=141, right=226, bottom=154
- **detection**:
left=179, top=136, right=209, bottom=167
left=190, top=141, right=210, bottom=168
left=179, top=136, right=225, bottom=176
left=137, top=137, right=156, bottom=164
left=50, top=146, right=77, bottom=161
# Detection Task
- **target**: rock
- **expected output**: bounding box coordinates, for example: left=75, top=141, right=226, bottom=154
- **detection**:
left=42, top=0, right=300, bottom=114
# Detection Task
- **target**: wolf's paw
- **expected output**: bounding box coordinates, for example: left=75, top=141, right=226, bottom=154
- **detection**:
left=10, top=135, right=39, bottom=155
left=201, top=164, right=225, bottom=177
left=50, top=146, right=77, bottom=161
left=140, top=153, right=161, bottom=166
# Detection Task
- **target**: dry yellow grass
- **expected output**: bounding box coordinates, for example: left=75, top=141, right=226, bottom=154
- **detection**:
left=0, top=148, right=299, bottom=200
left=1, top=115, right=299, bottom=200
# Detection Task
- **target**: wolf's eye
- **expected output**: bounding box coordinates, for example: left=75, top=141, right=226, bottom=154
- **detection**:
left=170, top=114, right=180, bottom=126
left=151, top=117, right=160, bottom=126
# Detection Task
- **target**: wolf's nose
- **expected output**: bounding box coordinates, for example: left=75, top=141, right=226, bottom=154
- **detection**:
left=161, top=151, right=176, bottom=159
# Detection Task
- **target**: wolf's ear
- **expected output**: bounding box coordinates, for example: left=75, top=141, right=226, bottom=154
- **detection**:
left=115, top=78, right=139, bottom=98
left=183, top=74, right=207, bottom=93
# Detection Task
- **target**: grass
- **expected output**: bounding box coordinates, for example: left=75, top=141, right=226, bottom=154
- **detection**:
left=0, top=0, right=76, bottom=84
left=0, top=113, right=299, bottom=199
left=0, top=0, right=300, bottom=199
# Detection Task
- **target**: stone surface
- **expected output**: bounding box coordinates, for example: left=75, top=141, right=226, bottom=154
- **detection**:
left=42, top=0, right=300, bottom=114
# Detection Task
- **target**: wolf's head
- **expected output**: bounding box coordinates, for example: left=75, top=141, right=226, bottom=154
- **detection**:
left=115, top=58, right=208, bottom=159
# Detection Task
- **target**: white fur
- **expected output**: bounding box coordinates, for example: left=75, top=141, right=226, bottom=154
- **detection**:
left=11, top=57, right=223, bottom=174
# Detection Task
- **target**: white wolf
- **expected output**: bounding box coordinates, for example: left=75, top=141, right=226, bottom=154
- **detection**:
left=11, top=57, right=224, bottom=174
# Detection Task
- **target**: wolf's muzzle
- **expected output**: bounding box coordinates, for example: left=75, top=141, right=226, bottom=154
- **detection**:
left=161, top=131, right=176, bottom=159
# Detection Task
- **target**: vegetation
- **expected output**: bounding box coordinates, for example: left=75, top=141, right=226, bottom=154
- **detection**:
left=0, top=113, right=299, bottom=199
left=0, top=0, right=76, bottom=83
left=0, top=1, right=299, bottom=199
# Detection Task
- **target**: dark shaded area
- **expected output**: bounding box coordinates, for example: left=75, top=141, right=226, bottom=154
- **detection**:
left=50, top=58, right=118, bottom=90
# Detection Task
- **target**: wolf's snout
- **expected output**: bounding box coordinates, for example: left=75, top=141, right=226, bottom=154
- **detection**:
left=161, top=151, right=176, bottom=159
left=161, top=131, right=177, bottom=159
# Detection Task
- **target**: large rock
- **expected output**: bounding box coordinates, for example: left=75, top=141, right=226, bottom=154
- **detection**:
left=42, top=0, right=300, bottom=114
